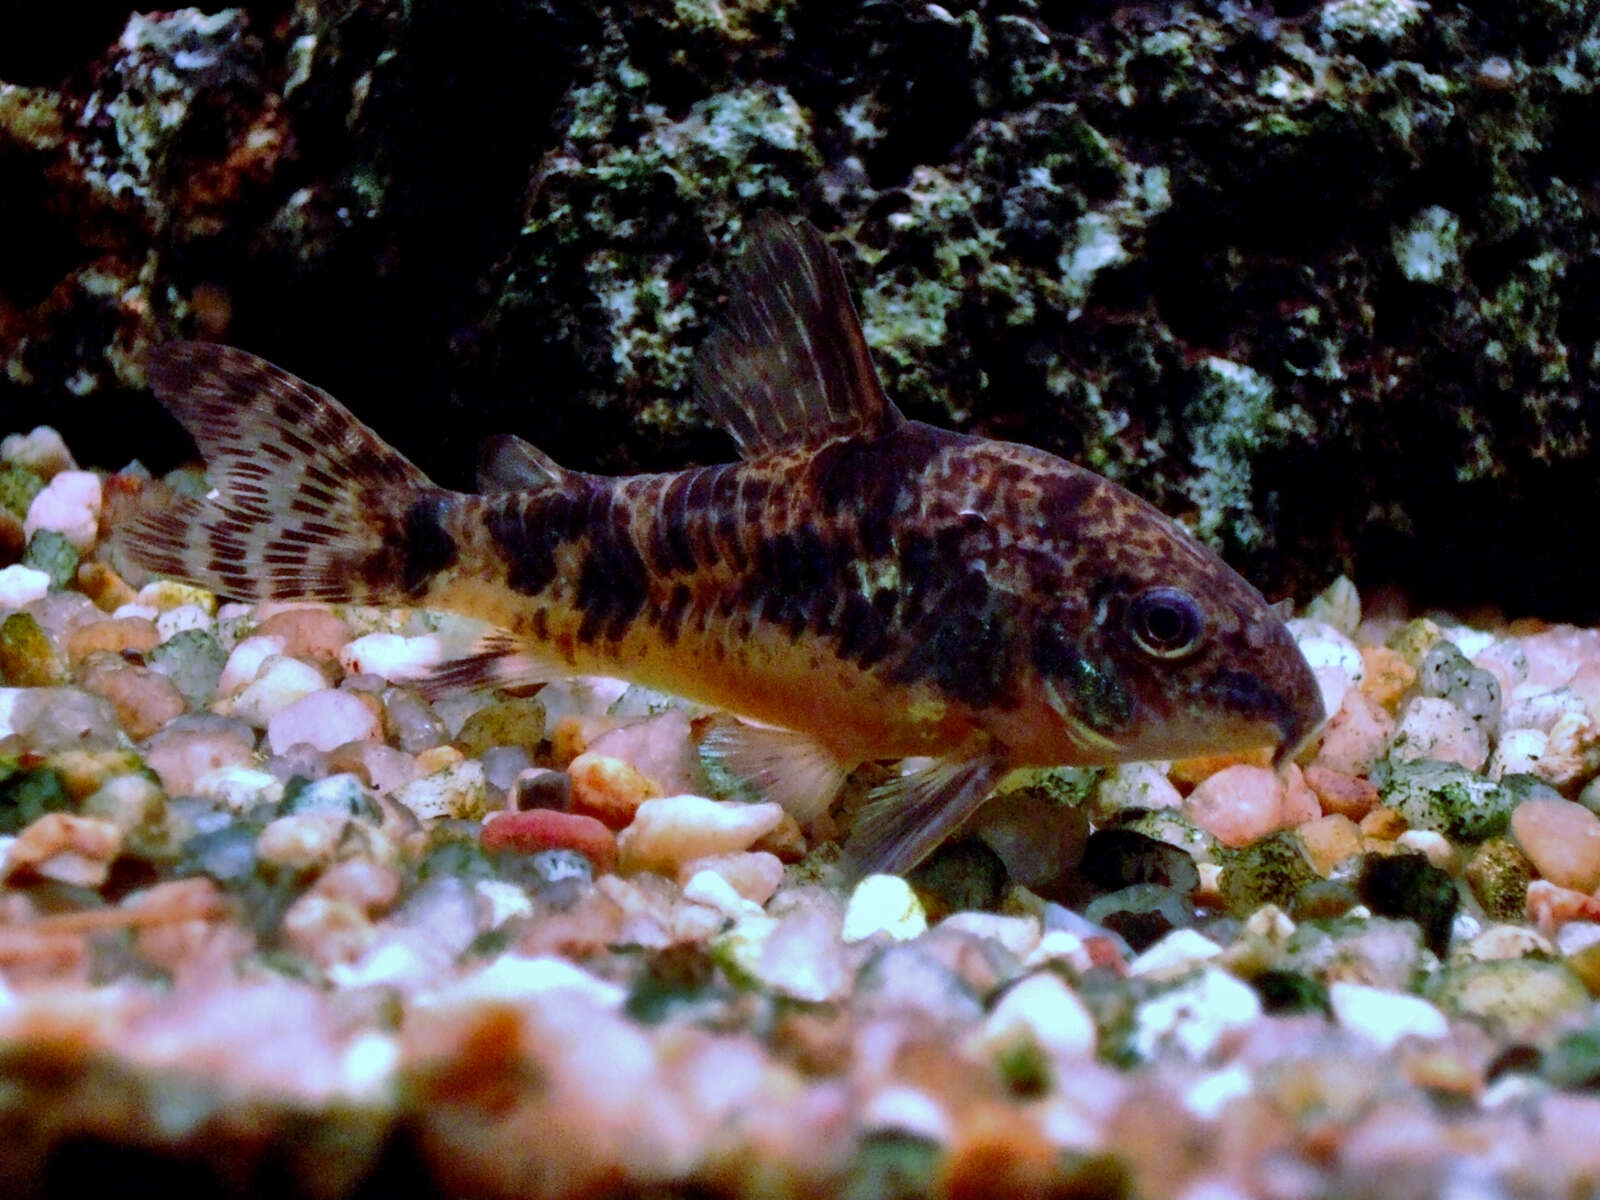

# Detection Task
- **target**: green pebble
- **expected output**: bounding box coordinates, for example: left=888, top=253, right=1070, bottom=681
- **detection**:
left=0, top=611, right=70, bottom=686
left=1252, top=970, right=1331, bottom=1015
left=0, top=465, right=43, bottom=520
left=908, top=837, right=1007, bottom=921
left=21, top=529, right=77, bottom=590
left=1219, top=832, right=1318, bottom=917
left=277, top=772, right=382, bottom=822
left=1428, top=959, right=1590, bottom=1040
left=1374, top=758, right=1514, bottom=842
left=1464, top=837, right=1533, bottom=922
left=1543, top=1027, right=1600, bottom=1089
left=0, top=765, right=73, bottom=834
left=842, top=1133, right=942, bottom=1200
left=1357, top=852, right=1459, bottom=957
left=148, top=629, right=227, bottom=707
left=453, top=697, right=547, bottom=757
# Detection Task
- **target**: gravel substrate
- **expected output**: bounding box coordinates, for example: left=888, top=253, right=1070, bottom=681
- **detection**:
left=3, top=426, right=1600, bottom=1198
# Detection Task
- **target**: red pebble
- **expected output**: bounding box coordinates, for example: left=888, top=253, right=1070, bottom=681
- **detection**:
left=481, top=809, right=617, bottom=875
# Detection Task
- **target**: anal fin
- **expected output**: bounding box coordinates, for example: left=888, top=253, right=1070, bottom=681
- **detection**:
left=700, top=718, right=850, bottom=823
left=839, top=755, right=1007, bottom=881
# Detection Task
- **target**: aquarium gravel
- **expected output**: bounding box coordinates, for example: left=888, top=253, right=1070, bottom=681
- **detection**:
left=2, top=430, right=1600, bottom=1198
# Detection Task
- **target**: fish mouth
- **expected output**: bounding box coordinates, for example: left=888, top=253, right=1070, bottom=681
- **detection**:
left=1207, top=666, right=1326, bottom=769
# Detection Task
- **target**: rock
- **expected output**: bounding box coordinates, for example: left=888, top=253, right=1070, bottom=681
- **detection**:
left=977, top=971, right=1097, bottom=1066
left=972, top=775, right=1091, bottom=891
left=1418, top=640, right=1501, bottom=736
left=0, top=686, right=123, bottom=751
left=1219, top=833, right=1318, bottom=918
left=75, top=561, right=139, bottom=612
left=395, top=760, right=489, bottom=821
left=1296, top=814, right=1363, bottom=876
left=337, top=631, right=444, bottom=680
left=1358, top=644, right=1416, bottom=709
left=382, top=687, right=448, bottom=753
left=1184, top=765, right=1285, bottom=847
left=266, top=688, right=382, bottom=755
left=0, top=564, right=51, bottom=610
left=454, top=696, right=547, bottom=757
left=193, top=764, right=284, bottom=814
left=23, top=469, right=101, bottom=551
left=1079, top=828, right=1199, bottom=895
left=255, top=607, right=352, bottom=665
left=569, top=752, right=662, bottom=830
left=1129, top=928, right=1223, bottom=977
left=81, top=662, right=187, bottom=739
left=482, top=809, right=618, bottom=875
left=325, top=741, right=419, bottom=796
left=135, top=581, right=218, bottom=615
left=1386, top=696, right=1489, bottom=772
left=22, top=528, right=77, bottom=590
left=144, top=720, right=257, bottom=795
left=842, top=874, right=928, bottom=943
left=4, top=812, right=122, bottom=887
left=1510, top=796, right=1600, bottom=892
left=585, top=709, right=702, bottom=796
left=1357, top=852, right=1459, bottom=957
left=510, top=767, right=573, bottom=811
left=618, top=796, right=784, bottom=875
left=63, top=616, right=160, bottom=665
left=1096, top=761, right=1183, bottom=815
left=2, top=428, right=73, bottom=479
left=228, top=655, right=329, bottom=727
left=479, top=745, right=534, bottom=794
left=1303, top=764, right=1379, bottom=820
left=155, top=603, right=214, bottom=641
left=0, top=611, right=69, bottom=686
left=256, top=812, right=351, bottom=874
left=1328, top=982, right=1448, bottom=1050
left=1315, top=689, right=1396, bottom=777
left=147, top=629, right=228, bottom=706
left=677, top=850, right=784, bottom=905
left=1376, top=758, right=1513, bottom=842
left=1288, top=618, right=1363, bottom=721
left=280, top=773, right=382, bottom=822
left=1127, top=968, right=1263, bottom=1063
left=1428, top=959, right=1591, bottom=1040
left=1465, top=838, right=1534, bottom=923
left=1083, top=884, right=1193, bottom=952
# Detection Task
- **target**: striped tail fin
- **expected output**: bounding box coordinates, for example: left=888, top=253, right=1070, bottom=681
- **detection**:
left=121, top=342, right=452, bottom=605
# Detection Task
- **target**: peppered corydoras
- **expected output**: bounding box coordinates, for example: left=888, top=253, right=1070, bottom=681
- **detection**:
left=121, top=215, right=1324, bottom=875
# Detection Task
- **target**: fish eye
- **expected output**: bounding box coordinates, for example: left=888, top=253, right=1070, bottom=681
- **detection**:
left=1129, top=587, right=1205, bottom=659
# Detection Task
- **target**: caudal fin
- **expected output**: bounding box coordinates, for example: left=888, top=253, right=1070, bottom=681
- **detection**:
left=121, top=342, right=442, bottom=605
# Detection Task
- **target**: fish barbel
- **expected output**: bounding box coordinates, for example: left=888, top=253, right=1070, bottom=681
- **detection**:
left=122, top=215, right=1324, bottom=875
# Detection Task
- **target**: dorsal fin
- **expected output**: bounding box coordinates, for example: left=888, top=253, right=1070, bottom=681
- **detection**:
left=477, top=434, right=570, bottom=492
left=692, top=215, right=902, bottom=458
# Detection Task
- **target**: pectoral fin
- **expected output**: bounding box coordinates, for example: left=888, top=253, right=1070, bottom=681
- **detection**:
left=416, top=630, right=564, bottom=698
left=839, top=755, right=1007, bottom=881
left=701, top=718, right=851, bottom=823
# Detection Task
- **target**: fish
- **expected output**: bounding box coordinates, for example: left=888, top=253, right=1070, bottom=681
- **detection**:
left=121, top=214, right=1325, bottom=877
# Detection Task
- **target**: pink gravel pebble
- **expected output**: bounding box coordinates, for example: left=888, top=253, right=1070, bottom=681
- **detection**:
left=266, top=688, right=382, bottom=755
left=145, top=728, right=256, bottom=795
left=1184, top=764, right=1286, bottom=847
left=1510, top=797, right=1600, bottom=893
left=482, top=809, right=618, bottom=875
left=256, top=608, right=354, bottom=666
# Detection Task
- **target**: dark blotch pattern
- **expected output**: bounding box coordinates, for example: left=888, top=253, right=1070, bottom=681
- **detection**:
left=399, top=494, right=459, bottom=597
left=575, top=491, right=650, bottom=643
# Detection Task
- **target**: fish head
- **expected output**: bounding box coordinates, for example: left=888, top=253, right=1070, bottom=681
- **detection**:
left=1023, top=489, right=1326, bottom=768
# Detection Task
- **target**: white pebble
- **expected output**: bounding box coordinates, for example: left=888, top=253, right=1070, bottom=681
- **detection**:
left=23, top=470, right=101, bottom=551
left=616, top=795, right=783, bottom=874
left=419, top=953, right=627, bottom=1011
left=937, top=912, right=1042, bottom=959
left=2, top=426, right=74, bottom=477
left=1130, top=968, right=1262, bottom=1062
left=1387, top=695, right=1489, bottom=771
left=338, top=632, right=445, bottom=681
left=228, top=655, right=327, bottom=726
left=193, top=764, right=285, bottom=813
left=218, top=634, right=289, bottom=695
left=1328, top=981, right=1448, bottom=1049
left=395, top=760, right=488, bottom=820
left=979, top=971, right=1097, bottom=1060
left=1288, top=618, right=1363, bottom=721
left=841, top=874, right=928, bottom=943
left=1182, top=1064, right=1255, bottom=1122
left=1097, top=761, right=1182, bottom=813
left=682, top=868, right=764, bottom=919
left=155, top=603, right=214, bottom=641
left=267, top=688, right=381, bottom=755
left=0, top=564, right=51, bottom=610
left=1129, top=929, right=1224, bottom=976
left=1395, top=829, right=1453, bottom=868
left=1489, top=727, right=1548, bottom=780
left=859, top=1086, right=952, bottom=1143
left=111, top=603, right=160, bottom=622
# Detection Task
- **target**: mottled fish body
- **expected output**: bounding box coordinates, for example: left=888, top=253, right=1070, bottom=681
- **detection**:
left=124, top=217, right=1324, bottom=875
